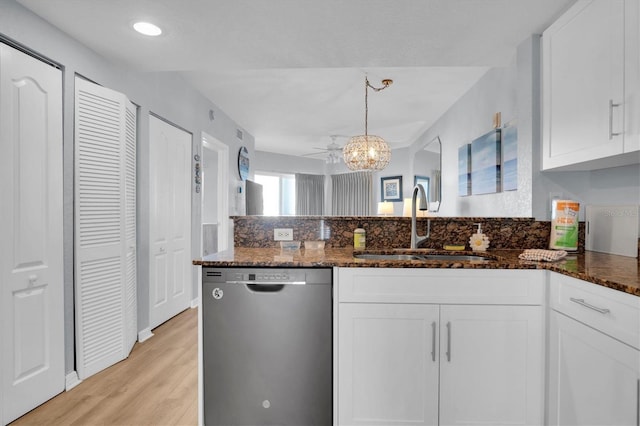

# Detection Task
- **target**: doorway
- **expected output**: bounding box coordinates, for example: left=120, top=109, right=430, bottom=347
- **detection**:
left=201, top=133, right=229, bottom=255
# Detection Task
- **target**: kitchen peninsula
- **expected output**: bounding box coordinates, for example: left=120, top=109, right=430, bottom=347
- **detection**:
left=196, top=215, right=640, bottom=426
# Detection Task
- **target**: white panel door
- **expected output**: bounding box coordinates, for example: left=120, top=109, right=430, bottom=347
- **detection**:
left=0, top=43, right=64, bottom=425
left=338, top=303, right=440, bottom=426
left=149, top=116, right=191, bottom=329
left=439, top=305, right=544, bottom=426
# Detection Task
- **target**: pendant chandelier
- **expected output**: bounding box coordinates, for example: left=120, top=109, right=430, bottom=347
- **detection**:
left=343, top=77, right=393, bottom=171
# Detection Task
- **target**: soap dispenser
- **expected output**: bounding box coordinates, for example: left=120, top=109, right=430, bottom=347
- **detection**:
left=469, top=223, right=490, bottom=252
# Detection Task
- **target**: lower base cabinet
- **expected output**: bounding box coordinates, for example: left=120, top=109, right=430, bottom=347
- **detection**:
left=336, top=268, right=545, bottom=426
left=548, top=311, right=640, bottom=426
left=547, top=272, right=640, bottom=426
left=438, top=305, right=543, bottom=426
left=338, top=303, right=440, bottom=425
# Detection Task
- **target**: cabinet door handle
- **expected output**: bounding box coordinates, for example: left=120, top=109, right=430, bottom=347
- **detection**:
left=446, top=321, right=452, bottom=362
left=569, top=297, right=610, bottom=314
left=431, top=321, right=436, bottom=362
left=609, top=99, right=622, bottom=139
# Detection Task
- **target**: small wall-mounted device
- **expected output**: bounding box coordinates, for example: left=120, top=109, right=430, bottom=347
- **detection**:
left=194, top=154, right=201, bottom=193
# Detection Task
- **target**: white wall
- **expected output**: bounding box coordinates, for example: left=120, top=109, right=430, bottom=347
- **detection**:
left=534, top=164, right=640, bottom=220
left=0, top=0, right=254, bottom=375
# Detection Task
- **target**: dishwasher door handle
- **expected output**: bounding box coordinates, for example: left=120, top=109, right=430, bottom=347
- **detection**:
left=226, top=280, right=306, bottom=285
left=246, top=283, right=286, bottom=292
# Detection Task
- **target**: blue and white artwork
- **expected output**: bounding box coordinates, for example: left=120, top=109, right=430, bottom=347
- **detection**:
left=501, top=122, right=518, bottom=191
left=458, top=144, right=471, bottom=197
left=471, top=129, right=501, bottom=195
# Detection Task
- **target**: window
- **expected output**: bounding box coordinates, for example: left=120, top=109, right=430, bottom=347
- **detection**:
left=254, top=172, right=295, bottom=215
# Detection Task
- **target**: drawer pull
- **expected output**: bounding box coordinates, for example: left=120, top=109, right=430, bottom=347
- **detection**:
left=570, top=297, right=610, bottom=314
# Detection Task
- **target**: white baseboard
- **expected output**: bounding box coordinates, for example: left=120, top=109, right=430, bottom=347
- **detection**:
left=65, top=371, right=82, bottom=391
left=191, top=297, right=200, bottom=309
left=137, top=327, right=154, bottom=342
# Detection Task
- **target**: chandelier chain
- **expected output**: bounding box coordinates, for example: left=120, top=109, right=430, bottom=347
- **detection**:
left=363, top=77, right=392, bottom=136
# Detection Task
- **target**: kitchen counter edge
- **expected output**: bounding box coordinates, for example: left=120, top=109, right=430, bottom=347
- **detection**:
left=194, top=248, right=640, bottom=297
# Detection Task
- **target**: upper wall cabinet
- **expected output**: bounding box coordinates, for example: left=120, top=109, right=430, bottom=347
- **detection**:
left=542, top=0, right=640, bottom=171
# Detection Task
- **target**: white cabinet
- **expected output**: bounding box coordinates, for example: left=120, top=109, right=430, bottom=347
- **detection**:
left=542, top=0, right=640, bottom=171
left=338, top=303, right=439, bottom=425
left=547, top=273, right=640, bottom=426
left=439, top=305, right=543, bottom=426
left=336, top=269, right=544, bottom=426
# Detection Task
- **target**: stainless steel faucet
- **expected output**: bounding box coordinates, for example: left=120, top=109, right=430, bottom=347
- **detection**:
left=411, top=184, right=431, bottom=249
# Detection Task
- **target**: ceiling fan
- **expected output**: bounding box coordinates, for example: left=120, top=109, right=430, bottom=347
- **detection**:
left=301, top=135, right=346, bottom=164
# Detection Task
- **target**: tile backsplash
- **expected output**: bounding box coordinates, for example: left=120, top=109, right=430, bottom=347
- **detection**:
left=233, top=216, right=586, bottom=252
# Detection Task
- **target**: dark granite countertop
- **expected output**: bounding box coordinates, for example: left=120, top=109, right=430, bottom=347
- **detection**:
left=194, top=248, right=640, bottom=297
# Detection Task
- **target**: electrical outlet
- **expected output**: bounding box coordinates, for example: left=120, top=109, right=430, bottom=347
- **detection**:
left=274, top=228, right=293, bottom=241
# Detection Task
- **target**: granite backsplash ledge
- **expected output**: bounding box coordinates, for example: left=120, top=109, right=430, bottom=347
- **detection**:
left=232, top=216, right=586, bottom=252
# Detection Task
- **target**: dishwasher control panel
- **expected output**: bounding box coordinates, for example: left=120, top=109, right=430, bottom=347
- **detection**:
left=203, top=267, right=331, bottom=285
left=231, top=272, right=291, bottom=282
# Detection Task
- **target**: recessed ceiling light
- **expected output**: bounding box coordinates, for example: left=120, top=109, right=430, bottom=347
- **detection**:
left=133, top=21, right=162, bottom=36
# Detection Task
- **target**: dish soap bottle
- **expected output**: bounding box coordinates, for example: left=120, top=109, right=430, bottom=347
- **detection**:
left=469, top=223, right=490, bottom=252
left=354, top=224, right=366, bottom=250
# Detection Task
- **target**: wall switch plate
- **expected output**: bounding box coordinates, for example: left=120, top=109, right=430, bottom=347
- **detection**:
left=274, top=228, right=293, bottom=241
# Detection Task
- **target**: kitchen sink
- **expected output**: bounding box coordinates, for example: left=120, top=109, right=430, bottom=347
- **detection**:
left=420, top=254, right=492, bottom=261
left=353, top=253, right=494, bottom=262
left=353, top=254, right=426, bottom=261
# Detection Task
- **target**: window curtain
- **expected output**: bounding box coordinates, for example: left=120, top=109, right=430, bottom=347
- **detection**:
left=331, top=171, right=373, bottom=215
left=295, top=173, right=324, bottom=215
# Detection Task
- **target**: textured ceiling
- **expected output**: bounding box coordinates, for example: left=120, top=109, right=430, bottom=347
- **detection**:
left=18, top=0, right=576, bottom=157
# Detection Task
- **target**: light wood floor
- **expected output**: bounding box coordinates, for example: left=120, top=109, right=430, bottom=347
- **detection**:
left=11, top=308, right=198, bottom=426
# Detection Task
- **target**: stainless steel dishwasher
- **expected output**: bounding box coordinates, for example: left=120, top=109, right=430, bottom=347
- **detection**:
left=202, top=267, right=333, bottom=426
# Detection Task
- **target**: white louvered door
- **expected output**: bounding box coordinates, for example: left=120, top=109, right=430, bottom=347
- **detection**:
left=0, top=43, right=64, bottom=425
left=74, top=77, right=137, bottom=380
left=124, top=102, right=137, bottom=354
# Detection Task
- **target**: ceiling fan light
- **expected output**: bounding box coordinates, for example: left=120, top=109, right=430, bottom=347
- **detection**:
left=343, top=134, right=391, bottom=171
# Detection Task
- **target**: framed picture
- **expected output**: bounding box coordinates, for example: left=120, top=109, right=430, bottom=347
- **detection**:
left=380, top=175, right=403, bottom=202
left=458, top=144, right=471, bottom=197
left=471, top=129, right=501, bottom=195
left=501, top=119, right=518, bottom=191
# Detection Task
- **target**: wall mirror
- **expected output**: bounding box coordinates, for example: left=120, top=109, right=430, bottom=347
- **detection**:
left=412, top=136, right=442, bottom=212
